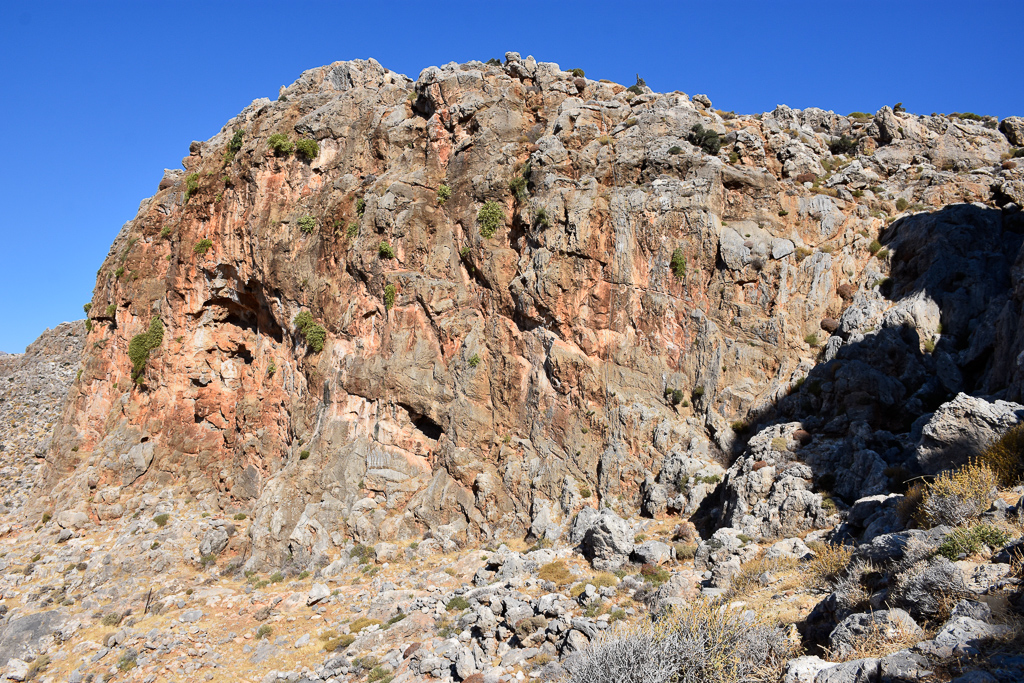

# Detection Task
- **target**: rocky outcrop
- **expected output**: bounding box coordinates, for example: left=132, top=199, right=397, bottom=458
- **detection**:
left=27, top=53, right=1024, bottom=571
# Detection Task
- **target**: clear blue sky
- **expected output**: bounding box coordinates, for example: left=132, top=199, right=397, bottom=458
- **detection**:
left=1, top=0, right=1020, bottom=352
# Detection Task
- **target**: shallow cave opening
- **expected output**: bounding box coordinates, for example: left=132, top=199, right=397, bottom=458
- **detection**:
left=399, top=403, right=444, bottom=441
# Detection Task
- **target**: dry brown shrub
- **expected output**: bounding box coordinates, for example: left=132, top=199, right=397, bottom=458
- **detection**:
left=921, top=460, right=998, bottom=527
left=726, top=553, right=800, bottom=597
left=537, top=560, right=574, bottom=586
left=806, top=542, right=854, bottom=588
left=978, top=423, right=1024, bottom=486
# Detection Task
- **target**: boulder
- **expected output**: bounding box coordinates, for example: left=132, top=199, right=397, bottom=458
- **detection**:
left=1000, top=117, right=1024, bottom=146
left=913, top=393, right=1024, bottom=474
left=580, top=509, right=634, bottom=570
left=827, top=609, right=922, bottom=659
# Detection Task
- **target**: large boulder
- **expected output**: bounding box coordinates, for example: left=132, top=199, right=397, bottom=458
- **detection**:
left=913, top=393, right=1024, bottom=474
left=580, top=509, right=634, bottom=570
left=827, top=609, right=922, bottom=659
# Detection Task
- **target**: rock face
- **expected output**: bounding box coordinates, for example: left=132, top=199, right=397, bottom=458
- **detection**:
left=27, top=55, right=1024, bottom=569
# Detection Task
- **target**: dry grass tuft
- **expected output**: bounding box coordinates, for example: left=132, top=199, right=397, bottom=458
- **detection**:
left=727, top=554, right=800, bottom=597
left=806, top=542, right=854, bottom=588
left=825, top=613, right=923, bottom=661
left=979, top=423, right=1024, bottom=486
left=538, top=560, right=574, bottom=586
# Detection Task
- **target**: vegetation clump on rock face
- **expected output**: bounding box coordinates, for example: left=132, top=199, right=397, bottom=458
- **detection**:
left=688, top=124, right=721, bottom=155
left=267, top=133, right=294, bottom=155
left=293, top=311, right=326, bottom=353
left=295, top=138, right=319, bottom=160
left=128, top=318, right=164, bottom=383
left=477, top=201, right=504, bottom=238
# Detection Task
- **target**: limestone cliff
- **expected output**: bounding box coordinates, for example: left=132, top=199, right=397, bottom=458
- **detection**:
left=35, top=54, right=1024, bottom=568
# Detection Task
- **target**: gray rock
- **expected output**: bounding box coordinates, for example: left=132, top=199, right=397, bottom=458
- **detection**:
left=827, top=609, right=922, bottom=659
left=180, top=609, right=203, bottom=623
left=890, top=556, right=967, bottom=620
left=199, top=527, right=230, bottom=556
left=915, top=616, right=1011, bottom=658
left=631, top=541, right=672, bottom=565
left=306, top=583, right=329, bottom=606
left=914, top=393, right=1024, bottom=474
left=784, top=655, right=833, bottom=683
left=815, top=658, right=879, bottom=683
left=5, top=658, right=29, bottom=682
left=766, top=537, right=815, bottom=561
left=580, top=509, right=634, bottom=570
left=1000, top=117, right=1024, bottom=146
left=0, top=610, right=67, bottom=664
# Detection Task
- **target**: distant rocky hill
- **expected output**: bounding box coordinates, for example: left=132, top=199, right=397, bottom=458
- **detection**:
left=0, top=322, right=84, bottom=519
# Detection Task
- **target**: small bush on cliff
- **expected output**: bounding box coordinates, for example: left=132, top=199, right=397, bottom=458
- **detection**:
left=477, top=201, right=504, bottom=238
left=936, top=524, right=1009, bottom=560
left=569, top=68, right=585, bottom=78
left=670, top=249, right=686, bottom=279
left=224, top=129, right=244, bottom=162
left=105, top=303, right=117, bottom=318
left=379, top=241, right=395, bottom=259
left=295, top=138, right=319, bottom=161
left=297, top=215, right=316, bottom=234
left=153, top=513, right=169, bottom=527
left=828, top=135, right=858, bottom=155
left=184, top=173, right=200, bottom=203
left=128, top=318, right=164, bottom=383
left=193, top=239, right=213, bottom=255
left=267, top=133, right=294, bottom=155
left=437, top=184, right=451, bottom=205
left=383, top=284, right=397, bottom=310
left=688, top=124, right=721, bottom=156
left=293, top=311, right=326, bottom=353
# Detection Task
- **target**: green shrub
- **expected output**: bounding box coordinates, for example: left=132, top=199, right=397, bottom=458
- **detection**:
left=185, top=173, right=200, bottom=203
left=384, top=284, right=397, bottom=310
left=868, top=239, right=882, bottom=254
left=193, top=238, right=213, bottom=255
left=300, top=450, right=310, bottom=460
left=538, top=560, right=574, bottom=586
left=688, top=124, right=721, bottom=156
left=233, top=513, right=247, bottom=520
left=569, top=68, right=585, bottom=78
left=356, top=197, right=366, bottom=216
left=534, top=207, right=551, bottom=228
left=293, top=311, right=326, bottom=352
left=153, top=513, right=169, bottom=527
left=468, top=353, right=481, bottom=368
left=114, top=266, right=125, bottom=279
left=160, top=226, right=172, bottom=238
left=128, top=318, right=164, bottom=382
left=83, top=302, right=92, bottom=314
left=848, top=112, right=872, bottom=119
left=346, top=222, right=359, bottom=238
left=256, top=624, right=273, bottom=639
left=269, top=571, right=284, bottom=583
left=828, top=135, right=858, bottom=155
left=477, top=201, right=504, bottom=238
left=224, top=129, right=244, bottom=162
left=297, top=215, right=316, bottom=234
left=509, top=174, right=528, bottom=200
left=669, top=248, right=686, bottom=279
left=626, top=74, right=647, bottom=95
left=101, top=612, right=123, bottom=627
left=445, top=596, right=471, bottom=612
left=668, top=145, right=683, bottom=155
left=350, top=543, right=373, bottom=563
left=937, top=524, right=1009, bottom=560
left=896, top=197, right=909, bottom=211
left=267, top=133, right=293, bottom=155
left=580, top=486, right=592, bottom=498
left=804, top=333, right=820, bottom=347
left=200, top=553, right=216, bottom=566
left=296, top=138, right=319, bottom=160
left=379, top=241, right=395, bottom=259
left=437, top=184, right=451, bottom=205
left=385, top=612, right=407, bottom=628
left=367, top=666, right=391, bottom=683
